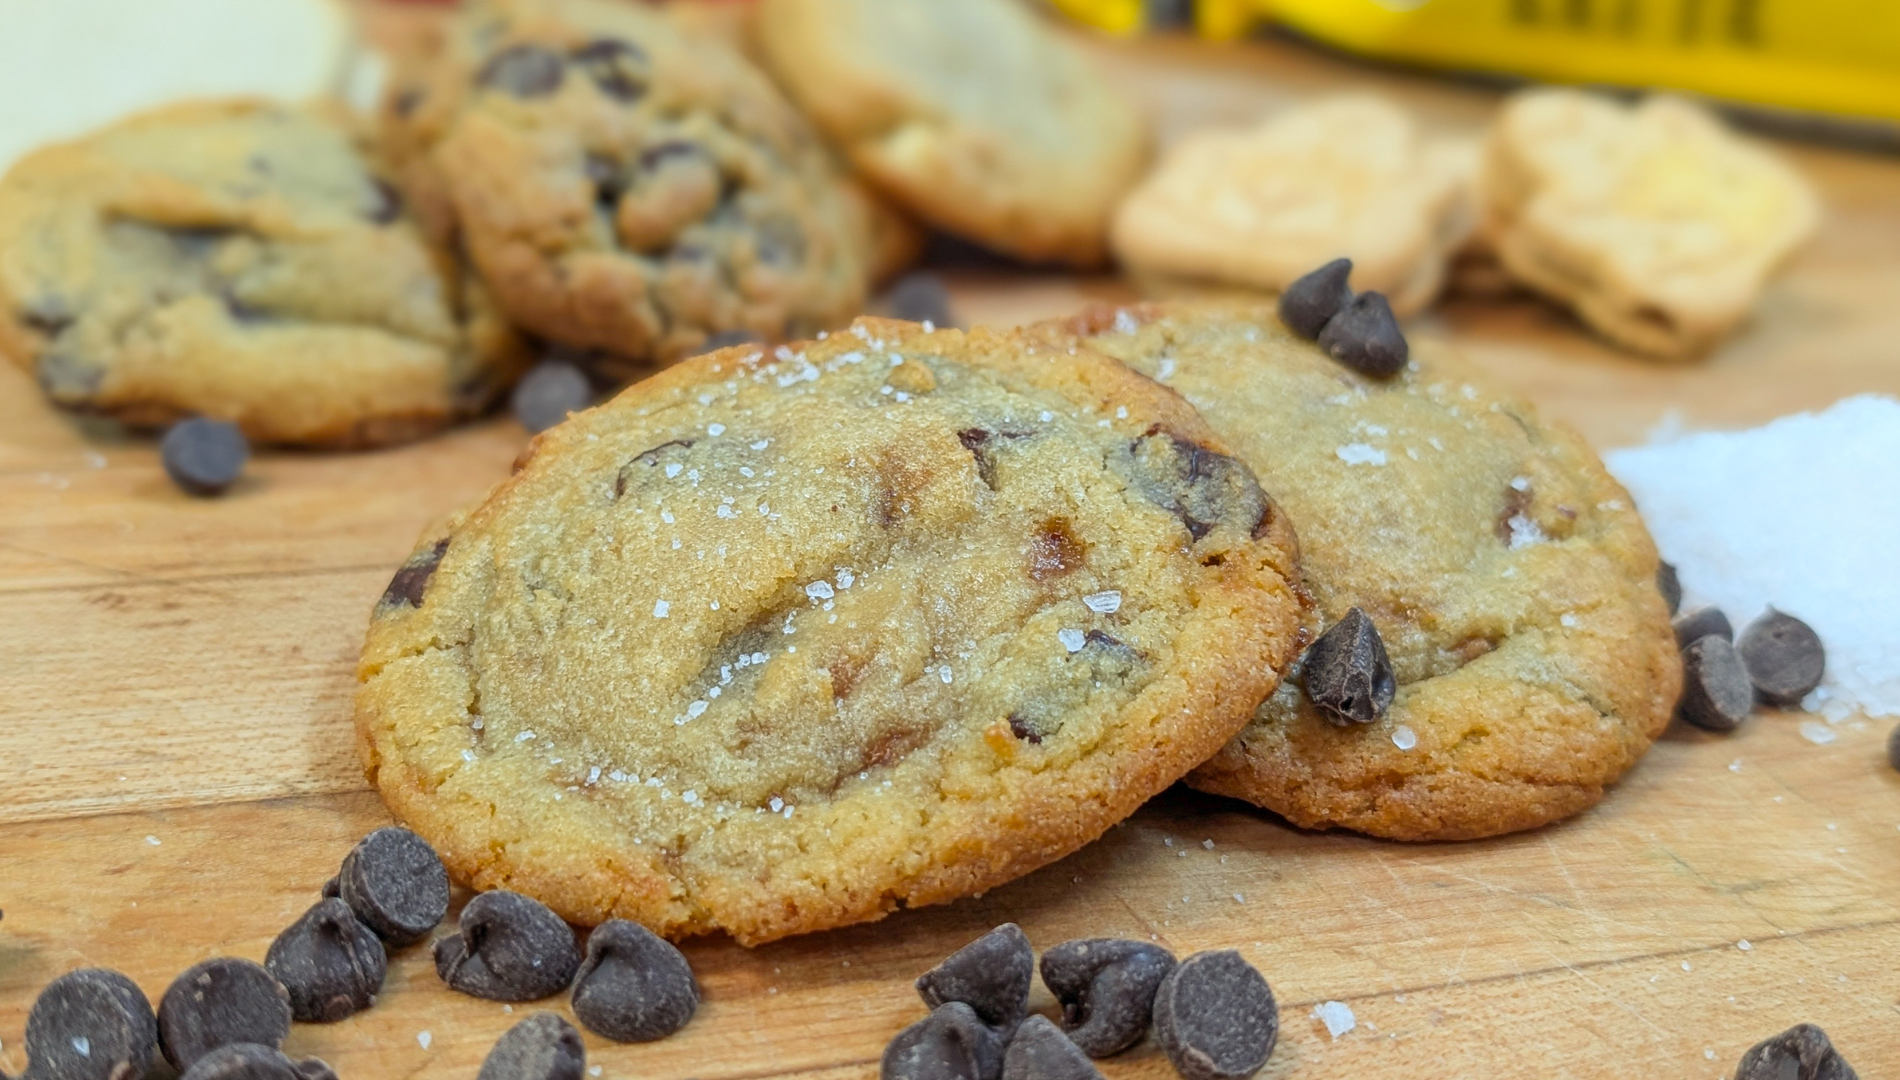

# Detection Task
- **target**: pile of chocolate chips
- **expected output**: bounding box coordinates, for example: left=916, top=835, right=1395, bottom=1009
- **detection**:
left=1660, top=562, right=1830, bottom=733
left=881, top=924, right=1278, bottom=1080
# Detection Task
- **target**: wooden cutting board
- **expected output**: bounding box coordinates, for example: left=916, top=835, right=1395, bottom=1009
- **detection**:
left=3, top=20, right=1899, bottom=1080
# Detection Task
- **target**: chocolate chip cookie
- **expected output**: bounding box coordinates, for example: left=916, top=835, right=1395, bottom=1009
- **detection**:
left=1049, top=303, right=1680, bottom=841
left=383, top=0, right=875, bottom=378
left=356, top=317, right=1303, bottom=943
left=0, top=100, right=528, bottom=447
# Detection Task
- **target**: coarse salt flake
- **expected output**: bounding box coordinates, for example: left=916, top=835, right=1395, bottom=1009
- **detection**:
left=1083, top=590, right=1123, bottom=614
left=707, top=423, right=725, bottom=436
left=418, top=1031, right=432, bottom=1050
left=1798, top=720, right=1837, bottom=745
left=1336, top=443, right=1386, bottom=466
left=653, top=600, right=670, bottom=618
left=1391, top=725, right=1418, bottom=751
left=806, top=581, right=835, bottom=601
left=1058, top=628, right=1087, bottom=653
left=1738, top=940, right=1753, bottom=951
left=1506, top=513, right=1546, bottom=549
left=1312, top=1001, right=1356, bottom=1039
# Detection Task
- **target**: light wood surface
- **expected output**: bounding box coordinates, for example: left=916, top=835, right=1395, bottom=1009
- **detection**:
left=3, top=18, right=1899, bottom=1080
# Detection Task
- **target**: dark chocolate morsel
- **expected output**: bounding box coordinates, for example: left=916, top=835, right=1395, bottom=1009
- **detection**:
left=477, top=44, right=566, bottom=98
left=179, top=1043, right=334, bottom=1080
left=435, top=890, right=582, bottom=1002
left=1888, top=721, right=1900, bottom=773
left=1677, top=635, right=1754, bottom=733
left=336, top=826, right=451, bottom=947
left=571, top=38, right=650, bottom=102
left=379, top=538, right=451, bottom=611
left=876, top=272, right=959, bottom=329
left=512, top=360, right=594, bottom=435
left=1733, top=1023, right=1859, bottom=1080
left=366, top=178, right=404, bottom=225
left=1040, top=938, right=1176, bottom=1058
left=1277, top=258, right=1353, bottom=340
left=1736, top=609, right=1826, bottom=708
left=1001, top=1016, right=1103, bottom=1080
left=915, top=924, right=1033, bottom=1033
left=1657, top=561, right=1682, bottom=616
left=158, top=957, right=293, bottom=1070
left=1127, top=430, right=1269, bottom=543
left=263, top=898, right=386, bottom=1022
left=881, top=1002, right=1005, bottom=1080
left=479, top=1013, right=587, bottom=1080
left=1673, top=606, right=1733, bottom=649
left=1302, top=607, right=1397, bottom=726
left=1150, top=950, right=1278, bottom=1080
left=569, top=919, right=700, bottom=1042
left=24, top=968, right=159, bottom=1080
left=161, top=418, right=249, bottom=497
left=1316, top=290, right=1407, bottom=378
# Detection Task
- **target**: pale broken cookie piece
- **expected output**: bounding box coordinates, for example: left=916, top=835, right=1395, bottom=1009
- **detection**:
left=356, top=317, right=1303, bottom=943
left=757, top=0, right=1148, bottom=267
left=1112, top=96, right=1475, bottom=317
left=1050, top=302, right=1680, bottom=842
left=0, top=100, right=527, bottom=446
left=1482, top=90, right=1818, bottom=359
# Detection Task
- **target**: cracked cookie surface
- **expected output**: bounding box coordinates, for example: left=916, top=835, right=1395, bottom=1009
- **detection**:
left=0, top=100, right=526, bottom=447
left=355, top=316, right=1303, bottom=943
left=1051, top=303, right=1679, bottom=841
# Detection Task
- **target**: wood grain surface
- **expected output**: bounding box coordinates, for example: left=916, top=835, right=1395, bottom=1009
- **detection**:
left=3, top=15, right=1899, bottom=1080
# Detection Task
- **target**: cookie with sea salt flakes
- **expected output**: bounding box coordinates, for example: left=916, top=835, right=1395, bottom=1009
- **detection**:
left=355, top=316, right=1303, bottom=944
left=1047, top=302, right=1680, bottom=841
left=1481, top=90, right=1817, bottom=360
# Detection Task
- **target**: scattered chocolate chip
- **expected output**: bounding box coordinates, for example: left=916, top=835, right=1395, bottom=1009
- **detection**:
left=571, top=38, right=649, bottom=102
left=477, top=44, right=566, bottom=97
left=1301, top=607, right=1396, bottom=726
left=1673, top=606, right=1733, bottom=649
left=179, top=1043, right=337, bottom=1080
left=1657, top=561, right=1682, bottom=615
left=335, top=827, right=450, bottom=947
left=1128, top=430, right=1269, bottom=543
left=692, top=330, right=762, bottom=357
left=1736, top=609, right=1826, bottom=708
left=23, top=968, right=158, bottom=1080
left=263, top=898, right=386, bottom=1022
left=1006, top=713, right=1044, bottom=745
left=881, top=1002, right=1005, bottom=1080
left=381, top=538, right=450, bottom=611
left=1277, top=258, right=1353, bottom=339
left=1316, top=290, right=1406, bottom=378
left=1733, top=1023, right=1859, bottom=1080
left=365, top=179, right=404, bottom=225
left=1677, top=634, right=1754, bottom=732
left=157, top=958, right=292, bottom=1071
left=916, top=924, right=1033, bottom=1033
left=569, top=919, right=699, bottom=1042
left=479, top=1013, right=587, bottom=1080
left=161, top=418, right=249, bottom=497
left=320, top=877, right=340, bottom=899
left=876, top=272, right=958, bottom=328
left=1040, top=938, right=1176, bottom=1058
left=1149, top=950, right=1278, bottom=1080
left=512, top=360, right=593, bottom=435
left=435, top=890, right=581, bottom=1002
left=1001, top=1016, right=1103, bottom=1080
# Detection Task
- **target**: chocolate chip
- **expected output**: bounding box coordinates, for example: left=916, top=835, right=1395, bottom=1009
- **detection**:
left=1301, top=607, right=1396, bottom=726
left=1733, top=1023, right=1859, bottom=1080
left=755, top=217, right=807, bottom=267
left=881, top=1002, right=1005, bottom=1080
left=1677, top=634, right=1754, bottom=732
left=1657, top=561, right=1682, bottom=615
left=1888, top=721, right=1900, bottom=772
left=366, top=179, right=404, bottom=225
left=381, top=538, right=450, bottom=611
left=435, top=890, right=581, bottom=1002
left=35, top=349, right=102, bottom=399
left=1316, top=291, right=1407, bottom=378
left=571, top=39, right=649, bottom=102
left=336, top=827, right=450, bottom=947
left=1736, top=609, right=1826, bottom=708
left=1001, top=1016, right=1102, bottom=1080
left=1674, top=606, right=1733, bottom=649
left=263, top=898, right=386, bottom=1022
left=876, top=272, right=958, bottom=328
left=23, top=968, right=158, bottom=1080
left=1006, top=713, right=1043, bottom=745
left=479, top=1013, right=586, bottom=1080
left=477, top=44, right=565, bottom=97
left=20, top=294, right=74, bottom=336
left=179, top=1044, right=337, bottom=1080
left=1040, top=938, right=1176, bottom=1058
left=161, top=418, right=249, bottom=497
left=157, top=958, right=292, bottom=1070
left=692, top=330, right=762, bottom=357
left=1277, top=258, right=1353, bottom=339
left=915, top=924, right=1033, bottom=1033
left=569, top=919, right=699, bottom=1042
left=1128, top=430, right=1269, bottom=543
left=512, top=360, right=594, bottom=435
left=1149, top=951, right=1277, bottom=1080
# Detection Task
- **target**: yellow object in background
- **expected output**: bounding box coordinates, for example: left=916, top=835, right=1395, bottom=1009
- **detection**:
left=1047, top=0, right=1900, bottom=124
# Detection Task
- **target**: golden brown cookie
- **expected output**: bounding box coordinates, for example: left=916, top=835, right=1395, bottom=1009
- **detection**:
left=756, top=0, right=1149, bottom=267
left=356, top=317, right=1304, bottom=943
left=0, top=100, right=527, bottom=447
left=1049, top=302, right=1681, bottom=841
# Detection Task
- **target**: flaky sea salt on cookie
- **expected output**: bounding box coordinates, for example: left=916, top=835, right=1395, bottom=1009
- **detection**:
left=1482, top=90, right=1817, bottom=360
left=1111, top=96, right=1475, bottom=317
left=356, top=317, right=1303, bottom=944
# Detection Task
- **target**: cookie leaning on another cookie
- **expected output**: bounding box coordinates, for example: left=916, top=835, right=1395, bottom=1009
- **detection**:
left=757, top=0, right=1149, bottom=268
left=0, top=100, right=529, bottom=447
left=1048, top=302, right=1680, bottom=842
left=356, top=317, right=1305, bottom=944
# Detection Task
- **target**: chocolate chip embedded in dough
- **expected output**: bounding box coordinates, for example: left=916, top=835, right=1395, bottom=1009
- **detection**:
left=1277, top=258, right=1353, bottom=340
left=1677, top=634, right=1754, bottom=733
left=1316, top=290, right=1407, bottom=378
left=1127, top=430, right=1269, bottom=543
left=1301, top=607, right=1396, bottom=726
left=1735, top=609, right=1826, bottom=708
left=477, top=44, right=566, bottom=97
left=379, top=538, right=451, bottom=612
left=571, top=38, right=650, bottom=102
